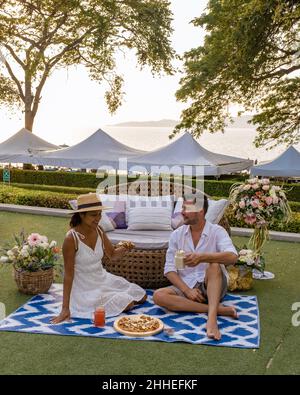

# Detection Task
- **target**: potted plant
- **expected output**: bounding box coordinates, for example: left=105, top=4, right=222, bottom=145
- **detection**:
left=227, top=248, right=265, bottom=291
left=0, top=230, right=60, bottom=295
left=229, top=177, right=291, bottom=279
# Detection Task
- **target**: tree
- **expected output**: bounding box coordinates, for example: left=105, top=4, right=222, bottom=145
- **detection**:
left=174, top=0, right=300, bottom=149
left=0, top=0, right=175, bottom=131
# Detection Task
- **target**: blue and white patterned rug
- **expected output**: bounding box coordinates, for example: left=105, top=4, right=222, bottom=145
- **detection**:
left=0, top=284, right=260, bottom=348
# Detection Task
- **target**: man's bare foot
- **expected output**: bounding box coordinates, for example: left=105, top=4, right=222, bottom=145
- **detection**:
left=219, top=305, right=238, bottom=319
left=206, top=319, right=221, bottom=341
left=226, top=306, right=238, bottom=319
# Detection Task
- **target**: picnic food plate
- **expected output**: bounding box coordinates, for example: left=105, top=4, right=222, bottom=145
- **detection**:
left=113, top=314, right=164, bottom=337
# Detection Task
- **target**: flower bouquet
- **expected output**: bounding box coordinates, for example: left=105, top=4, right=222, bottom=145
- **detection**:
left=227, top=248, right=265, bottom=291
left=0, top=230, right=61, bottom=294
left=229, top=177, right=291, bottom=279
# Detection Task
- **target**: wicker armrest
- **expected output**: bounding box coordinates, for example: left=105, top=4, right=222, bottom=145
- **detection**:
left=102, top=248, right=170, bottom=289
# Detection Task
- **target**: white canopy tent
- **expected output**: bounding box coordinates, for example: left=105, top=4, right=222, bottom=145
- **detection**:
left=127, top=132, right=253, bottom=176
left=22, top=128, right=145, bottom=169
left=250, top=146, right=300, bottom=177
left=0, top=128, right=59, bottom=162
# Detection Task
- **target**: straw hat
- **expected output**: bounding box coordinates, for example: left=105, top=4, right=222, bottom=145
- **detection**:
left=68, top=193, right=111, bottom=214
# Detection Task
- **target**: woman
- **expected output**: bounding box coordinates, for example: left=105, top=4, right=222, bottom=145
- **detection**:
left=51, top=193, right=146, bottom=323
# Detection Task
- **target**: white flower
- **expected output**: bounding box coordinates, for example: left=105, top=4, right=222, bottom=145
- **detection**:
left=20, top=249, right=29, bottom=258
left=262, top=185, right=270, bottom=191
left=7, top=250, right=14, bottom=258
left=239, top=249, right=252, bottom=256
left=261, top=178, right=270, bottom=185
left=269, top=187, right=277, bottom=198
left=49, top=240, right=57, bottom=248
left=243, top=184, right=251, bottom=191
left=39, top=236, right=48, bottom=244
left=0, top=256, right=9, bottom=263
left=39, top=241, right=49, bottom=249
left=248, top=178, right=258, bottom=184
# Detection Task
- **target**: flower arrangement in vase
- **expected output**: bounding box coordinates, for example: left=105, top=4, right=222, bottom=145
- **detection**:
left=0, top=230, right=61, bottom=294
left=229, top=177, right=291, bottom=279
left=227, top=248, right=265, bottom=291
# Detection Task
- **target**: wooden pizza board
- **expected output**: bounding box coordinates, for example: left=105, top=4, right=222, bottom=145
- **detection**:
left=113, top=314, right=164, bottom=337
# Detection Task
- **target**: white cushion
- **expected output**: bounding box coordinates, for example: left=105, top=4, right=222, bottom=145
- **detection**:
left=206, top=199, right=229, bottom=224
left=125, top=195, right=174, bottom=224
left=127, top=206, right=172, bottom=231
left=99, top=212, right=115, bottom=232
left=171, top=198, right=228, bottom=229
left=107, top=229, right=172, bottom=249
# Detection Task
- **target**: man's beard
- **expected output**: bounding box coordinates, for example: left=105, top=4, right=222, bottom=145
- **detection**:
left=183, top=217, right=198, bottom=225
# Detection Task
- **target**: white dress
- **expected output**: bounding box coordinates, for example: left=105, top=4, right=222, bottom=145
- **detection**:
left=67, top=228, right=146, bottom=318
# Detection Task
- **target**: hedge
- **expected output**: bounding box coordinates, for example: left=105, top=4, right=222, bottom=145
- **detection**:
left=1, top=168, right=298, bottom=201
left=1, top=182, right=95, bottom=195
left=0, top=186, right=76, bottom=209
left=1, top=186, right=299, bottom=233
left=289, top=201, right=300, bottom=213
left=0, top=169, right=100, bottom=188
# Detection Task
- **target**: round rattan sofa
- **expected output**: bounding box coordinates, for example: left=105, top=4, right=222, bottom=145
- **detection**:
left=101, top=180, right=231, bottom=289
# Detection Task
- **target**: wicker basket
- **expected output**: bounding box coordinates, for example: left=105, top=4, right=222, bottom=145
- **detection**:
left=101, top=180, right=231, bottom=289
left=14, top=267, right=54, bottom=295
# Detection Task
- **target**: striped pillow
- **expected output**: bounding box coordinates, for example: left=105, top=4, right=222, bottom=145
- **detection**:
left=127, top=206, right=172, bottom=231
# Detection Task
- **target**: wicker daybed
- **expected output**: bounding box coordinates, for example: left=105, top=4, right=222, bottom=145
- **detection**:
left=102, top=180, right=231, bottom=289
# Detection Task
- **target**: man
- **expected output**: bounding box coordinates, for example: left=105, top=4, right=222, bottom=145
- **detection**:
left=153, top=194, right=238, bottom=340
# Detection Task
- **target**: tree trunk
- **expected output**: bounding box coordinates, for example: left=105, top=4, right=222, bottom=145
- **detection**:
left=25, top=111, right=34, bottom=131
left=23, top=74, right=35, bottom=169
left=24, top=71, right=34, bottom=132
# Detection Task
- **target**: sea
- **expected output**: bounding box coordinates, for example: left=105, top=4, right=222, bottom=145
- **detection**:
left=104, top=126, right=300, bottom=164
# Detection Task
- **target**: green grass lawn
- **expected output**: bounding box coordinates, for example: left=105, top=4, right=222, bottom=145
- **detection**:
left=0, top=211, right=299, bottom=375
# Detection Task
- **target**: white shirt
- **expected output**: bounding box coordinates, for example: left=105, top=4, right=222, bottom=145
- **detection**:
left=164, top=221, right=238, bottom=288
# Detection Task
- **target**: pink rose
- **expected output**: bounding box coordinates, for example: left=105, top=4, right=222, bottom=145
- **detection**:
left=265, top=196, right=273, bottom=206
left=27, top=233, right=42, bottom=246
left=244, top=215, right=257, bottom=225
left=251, top=199, right=259, bottom=208
left=272, top=196, right=279, bottom=204
left=252, top=183, right=259, bottom=190
left=239, top=200, right=246, bottom=209
left=262, top=185, right=269, bottom=191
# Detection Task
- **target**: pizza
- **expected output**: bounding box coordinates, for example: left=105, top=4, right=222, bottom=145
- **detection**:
left=114, top=315, right=164, bottom=337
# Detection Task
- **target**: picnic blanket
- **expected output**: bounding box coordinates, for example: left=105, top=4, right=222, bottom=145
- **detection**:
left=0, top=284, right=260, bottom=348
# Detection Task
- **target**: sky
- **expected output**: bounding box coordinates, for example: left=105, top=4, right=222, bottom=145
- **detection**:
left=0, top=0, right=208, bottom=146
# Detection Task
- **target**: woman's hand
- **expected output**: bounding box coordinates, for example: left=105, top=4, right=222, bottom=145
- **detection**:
left=50, top=307, right=71, bottom=324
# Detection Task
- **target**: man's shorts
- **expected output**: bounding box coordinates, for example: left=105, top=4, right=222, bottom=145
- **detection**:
left=168, top=270, right=228, bottom=303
